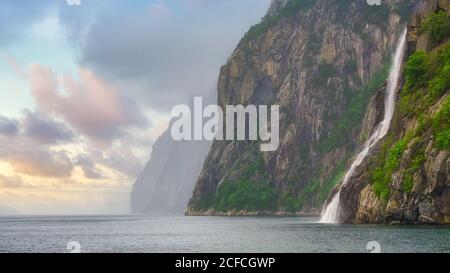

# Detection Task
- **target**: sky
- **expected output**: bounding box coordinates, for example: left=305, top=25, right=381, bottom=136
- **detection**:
left=0, top=0, right=270, bottom=215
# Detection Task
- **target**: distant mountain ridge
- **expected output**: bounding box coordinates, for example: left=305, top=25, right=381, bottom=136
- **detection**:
left=131, top=117, right=211, bottom=214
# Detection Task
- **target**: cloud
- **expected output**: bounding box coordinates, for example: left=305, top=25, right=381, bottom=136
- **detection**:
left=29, top=64, right=148, bottom=142
left=1, top=109, right=74, bottom=145
left=6, top=149, right=74, bottom=178
left=0, top=105, right=148, bottom=182
left=75, top=154, right=106, bottom=180
left=2, top=53, right=27, bottom=78
left=0, top=174, right=28, bottom=188
left=0, top=113, right=75, bottom=179
left=89, top=146, right=144, bottom=178
left=0, top=109, right=146, bottom=181
left=78, top=0, right=271, bottom=110
left=0, top=116, right=19, bottom=136
left=0, top=0, right=54, bottom=46
left=0, top=0, right=271, bottom=214
left=22, top=110, right=75, bottom=144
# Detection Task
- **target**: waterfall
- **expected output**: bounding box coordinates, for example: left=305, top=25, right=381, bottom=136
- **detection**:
left=320, top=29, right=407, bottom=224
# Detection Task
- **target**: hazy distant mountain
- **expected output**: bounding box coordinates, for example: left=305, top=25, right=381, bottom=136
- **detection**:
left=131, top=90, right=216, bottom=215
left=131, top=121, right=211, bottom=214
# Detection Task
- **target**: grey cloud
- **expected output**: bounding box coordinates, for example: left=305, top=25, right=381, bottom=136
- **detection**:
left=1, top=111, right=75, bottom=144
left=78, top=0, right=270, bottom=111
left=90, top=148, right=144, bottom=178
left=22, top=110, right=75, bottom=144
left=0, top=0, right=54, bottom=46
left=0, top=116, right=19, bottom=136
left=0, top=113, right=75, bottom=178
left=75, top=154, right=106, bottom=180
left=0, top=111, right=77, bottom=179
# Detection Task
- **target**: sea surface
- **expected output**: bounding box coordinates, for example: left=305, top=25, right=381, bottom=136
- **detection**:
left=0, top=215, right=449, bottom=253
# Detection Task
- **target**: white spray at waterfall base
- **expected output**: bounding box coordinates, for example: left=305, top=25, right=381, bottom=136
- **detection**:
left=320, top=29, right=407, bottom=224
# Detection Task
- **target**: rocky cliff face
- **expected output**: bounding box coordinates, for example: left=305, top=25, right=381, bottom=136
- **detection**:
left=338, top=0, right=450, bottom=224
left=187, top=0, right=419, bottom=216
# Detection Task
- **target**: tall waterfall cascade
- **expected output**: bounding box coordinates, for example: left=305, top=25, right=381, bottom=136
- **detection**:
left=320, top=29, right=407, bottom=224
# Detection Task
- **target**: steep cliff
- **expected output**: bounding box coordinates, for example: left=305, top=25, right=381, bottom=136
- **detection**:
left=187, top=0, right=419, bottom=216
left=338, top=0, right=450, bottom=224
left=131, top=122, right=211, bottom=214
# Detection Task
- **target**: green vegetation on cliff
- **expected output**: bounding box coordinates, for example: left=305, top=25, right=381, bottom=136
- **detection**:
left=421, top=11, right=450, bottom=45
left=371, top=38, right=450, bottom=201
left=372, top=135, right=411, bottom=201
left=240, top=0, right=315, bottom=44
left=433, top=98, right=450, bottom=149
left=213, top=153, right=278, bottom=212
left=214, top=180, right=277, bottom=212
left=316, top=164, right=346, bottom=204
left=240, top=0, right=400, bottom=45
left=402, top=148, right=425, bottom=193
left=280, top=162, right=346, bottom=213
left=192, top=151, right=278, bottom=213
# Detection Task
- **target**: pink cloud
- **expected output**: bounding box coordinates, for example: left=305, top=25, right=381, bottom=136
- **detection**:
left=0, top=62, right=152, bottom=181
left=2, top=53, right=27, bottom=78
left=7, top=148, right=73, bottom=178
left=29, top=64, right=147, bottom=142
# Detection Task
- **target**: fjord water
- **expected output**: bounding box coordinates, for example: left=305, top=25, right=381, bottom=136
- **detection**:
left=0, top=215, right=449, bottom=253
left=320, top=29, right=407, bottom=224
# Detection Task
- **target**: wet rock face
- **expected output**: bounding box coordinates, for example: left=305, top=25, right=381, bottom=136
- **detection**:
left=360, top=85, right=386, bottom=143
left=188, top=0, right=419, bottom=215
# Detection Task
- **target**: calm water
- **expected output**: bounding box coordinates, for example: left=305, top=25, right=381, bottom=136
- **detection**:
left=0, top=215, right=449, bottom=253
